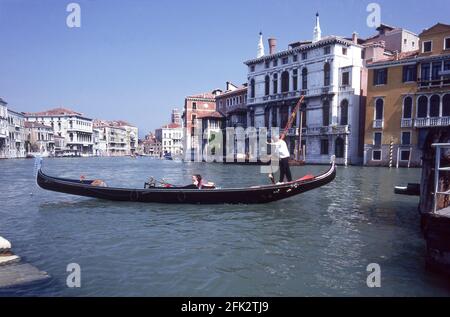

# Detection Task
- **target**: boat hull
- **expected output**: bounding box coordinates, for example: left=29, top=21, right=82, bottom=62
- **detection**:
left=37, top=162, right=336, bottom=204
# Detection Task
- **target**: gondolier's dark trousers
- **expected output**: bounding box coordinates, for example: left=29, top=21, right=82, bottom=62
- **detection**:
left=279, top=157, right=292, bottom=183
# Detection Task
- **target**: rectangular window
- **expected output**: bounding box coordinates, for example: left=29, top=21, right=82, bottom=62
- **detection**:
left=431, top=62, right=441, bottom=83
left=320, top=139, right=329, bottom=155
left=302, top=52, right=307, bottom=60
left=273, top=59, right=278, bottom=67
left=374, top=132, right=382, bottom=147
left=324, top=46, right=331, bottom=55
left=373, top=150, right=382, bottom=161
left=423, top=40, right=432, bottom=53
left=403, top=65, right=417, bottom=82
left=265, top=61, right=270, bottom=69
left=401, top=131, right=411, bottom=145
left=444, top=59, right=450, bottom=85
left=342, top=72, right=350, bottom=86
left=374, top=68, right=388, bottom=85
left=342, top=47, right=348, bottom=55
left=400, top=150, right=410, bottom=161
left=282, top=57, right=288, bottom=64
left=446, top=37, right=450, bottom=50
left=192, top=102, right=197, bottom=110
left=250, top=65, right=255, bottom=72
left=293, top=55, right=298, bottom=62
left=420, top=63, right=431, bottom=86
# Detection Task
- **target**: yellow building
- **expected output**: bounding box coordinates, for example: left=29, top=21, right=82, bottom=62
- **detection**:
left=364, top=23, right=450, bottom=167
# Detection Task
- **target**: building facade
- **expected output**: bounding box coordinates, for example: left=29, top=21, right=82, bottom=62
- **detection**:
left=7, top=109, right=26, bottom=158
left=183, top=91, right=220, bottom=160
left=216, top=82, right=248, bottom=129
left=171, top=108, right=182, bottom=125
left=25, top=108, right=94, bottom=156
left=25, top=122, right=55, bottom=156
left=364, top=24, right=419, bottom=53
left=244, top=14, right=365, bottom=165
left=0, top=98, right=8, bottom=158
left=142, top=132, right=162, bottom=157
left=93, top=120, right=131, bottom=156
left=155, top=123, right=183, bottom=157
left=364, top=23, right=450, bottom=167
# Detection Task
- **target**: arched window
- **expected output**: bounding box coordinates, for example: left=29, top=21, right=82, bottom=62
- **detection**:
left=443, top=94, right=450, bottom=117
left=250, top=79, right=255, bottom=98
left=340, top=100, right=349, bottom=125
left=335, top=137, right=344, bottom=158
left=302, top=68, right=308, bottom=90
left=430, top=95, right=440, bottom=117
left=324, top=62, right=331, bottom=86
left=265, top=75, right=270, bottom=96
left=281, top=71, right=290, bottom=93
left=323, top=101, right=330, bottom=126
left=375, top=99, right=384, bottom=120
left=403, top=96, right=413, bottom=119
left=273, top=74, right=278, bottom=94
left=417, top=96, right=428, bottom=118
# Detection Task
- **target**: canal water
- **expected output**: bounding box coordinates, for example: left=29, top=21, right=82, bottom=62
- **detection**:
left=0, top=157, right=449, bottom=296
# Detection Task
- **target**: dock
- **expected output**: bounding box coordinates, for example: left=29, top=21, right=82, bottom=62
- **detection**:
left=417, top=131, right=450, bottom=274
left=0, top=235, right=50, bottom=289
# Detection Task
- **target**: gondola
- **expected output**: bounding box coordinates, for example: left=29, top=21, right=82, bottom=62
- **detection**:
left=36, top=157, right=336, bottom=204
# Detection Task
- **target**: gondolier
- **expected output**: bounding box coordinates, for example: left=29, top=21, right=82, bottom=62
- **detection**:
left=268, top=134, right=292, bottom=184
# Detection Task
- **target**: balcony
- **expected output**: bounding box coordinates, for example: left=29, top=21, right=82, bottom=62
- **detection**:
left=373, top=119, right=384, bottom=129
left=418, top=78, right=450, bottom=89
left=246, top=86, right=336, bottom=105
left=328, top=125, right=350, bottom=135
left=415, top=116, right=450, bottom=128
left=401, top=118, right=413, bottom=128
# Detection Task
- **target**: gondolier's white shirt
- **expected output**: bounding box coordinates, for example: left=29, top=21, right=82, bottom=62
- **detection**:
left=274, top=139, right=290, bottom=159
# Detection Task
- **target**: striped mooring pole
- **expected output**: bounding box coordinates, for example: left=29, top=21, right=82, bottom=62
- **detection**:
left=389, top=138, right=394, bottom=168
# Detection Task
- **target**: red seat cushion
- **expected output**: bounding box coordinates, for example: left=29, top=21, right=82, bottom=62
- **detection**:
left=299, top=174, right=315, bottom=181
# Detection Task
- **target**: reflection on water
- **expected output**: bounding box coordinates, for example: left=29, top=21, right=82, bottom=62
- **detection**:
left=0, top=157, right=449, bottom=296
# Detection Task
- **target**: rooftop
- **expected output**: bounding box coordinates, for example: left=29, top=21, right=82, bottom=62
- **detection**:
left=197, top=111, right=225, bottom=119
left=24, top=107, right=83, bottom=117
left=24, top=121, right=53, bottom=129
left=160, top=123, right=181, bottom=129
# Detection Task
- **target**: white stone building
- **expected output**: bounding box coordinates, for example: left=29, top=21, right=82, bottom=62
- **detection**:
left=6, top=109, right=27, bottom=158
left=0, top=98, right=8, bottom=158
left=244, top=13, right=365, bottom=165
left=93, top=120, right=131, bottom=156
left=24, top=108, right=94, bottom=156
left=155, top=123, right=184, bottom=157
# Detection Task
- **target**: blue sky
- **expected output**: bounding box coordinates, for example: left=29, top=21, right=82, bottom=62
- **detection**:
left=0, top=0, right=449, bottom=136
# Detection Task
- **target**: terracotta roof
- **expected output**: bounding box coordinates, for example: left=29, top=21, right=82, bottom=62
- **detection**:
left=24, top=121, right=53, bottom=129
left=161, top=123, right=181, bottom=129
left=24, top=107, right=83, bottom=117
left=93, top=119, right=136, bottom=129
left=368, top=50, right=419, bottom=65
left=112, top=120, right=135, bottom=127
left=197, top=111, right=225, bottom=119
left=187, top=92, right=216, bottom=99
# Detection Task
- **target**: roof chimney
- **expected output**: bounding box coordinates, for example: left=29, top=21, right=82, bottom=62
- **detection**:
left=352, top=32, right=358, bottom=44
left=268, top=38, right=277, bottom=55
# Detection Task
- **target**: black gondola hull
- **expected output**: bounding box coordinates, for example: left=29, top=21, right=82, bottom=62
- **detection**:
left=36, top=162, right=336, bottom=204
